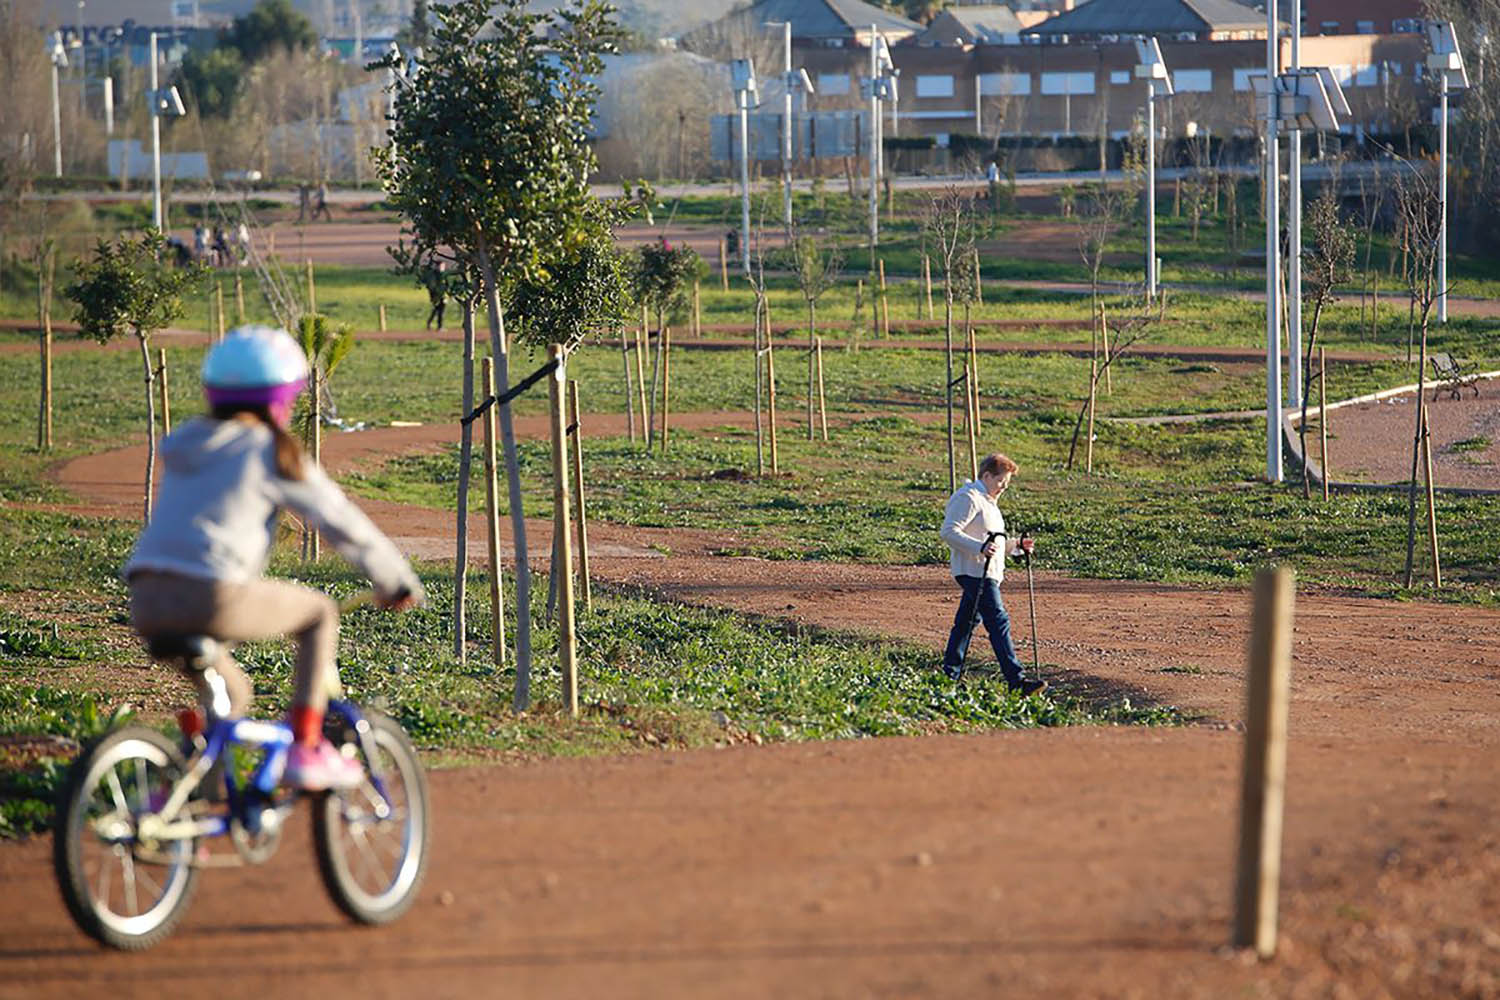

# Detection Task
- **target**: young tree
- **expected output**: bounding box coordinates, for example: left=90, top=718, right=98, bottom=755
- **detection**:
left=629, top=238, right=699, bottom=448
left=791, top=235, right=842, bottom=441
left=295, top=313, right=355, bottom=559
left=1297, top=178, right=1356, bottom=499
left=1394, top=165, right=1445, bottom=588
left=66, top=232, right=205, bottom=522
left=374, top=0, right=627, bottom=707
left=923, top=186, right=979, bottom=491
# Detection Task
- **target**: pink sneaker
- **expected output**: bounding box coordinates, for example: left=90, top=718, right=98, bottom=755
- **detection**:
left=283, top=740, right=365, bottom=791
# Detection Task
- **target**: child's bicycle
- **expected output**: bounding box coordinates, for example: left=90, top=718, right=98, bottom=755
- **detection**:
left=52, top=590, right=429, bottom=950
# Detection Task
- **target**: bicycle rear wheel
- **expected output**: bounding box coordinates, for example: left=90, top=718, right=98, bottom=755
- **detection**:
left=313, top=711, right=429, bottom=925
left=53, top=726, right=200, bottom=950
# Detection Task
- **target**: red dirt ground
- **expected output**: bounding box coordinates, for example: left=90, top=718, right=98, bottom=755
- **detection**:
left=2, top=410, right=1498, bottom=998
left=1324, top=386, right=1500, bottom=491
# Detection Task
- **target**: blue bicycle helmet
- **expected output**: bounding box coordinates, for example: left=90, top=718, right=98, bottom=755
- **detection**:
left=201, top=325, right=309, bottom=408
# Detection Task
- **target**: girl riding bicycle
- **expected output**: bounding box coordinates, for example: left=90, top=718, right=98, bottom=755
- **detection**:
left=123, top=325, right=424, bottom=791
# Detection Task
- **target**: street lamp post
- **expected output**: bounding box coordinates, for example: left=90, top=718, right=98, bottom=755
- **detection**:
left=147, top=33, right=187, bottom=232
left=731, top=58, right=758, bottom=275
left=1134, top=37, right=1173, bottom=302
left=1288, top=0, right=1302, bottom=409
left=47, top=32, right=67, bottom=178
left=1264, top=0, right=1282, bottom=483
left=868, top=26, right=879, bottom=253
left=1426, top=21, right=1469, bottom=324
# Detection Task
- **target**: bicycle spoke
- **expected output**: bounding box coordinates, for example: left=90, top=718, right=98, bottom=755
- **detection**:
left=133, top=758, right=149, bottom=813
left=105, top=767, right=129, bottom=817
left=349, top=825, right=384, bottom=888
left=119, top=850, right=139, bottom=915
left=133, top=860, right=165, bottom=902
left=96, top=849, right=117, bottom=908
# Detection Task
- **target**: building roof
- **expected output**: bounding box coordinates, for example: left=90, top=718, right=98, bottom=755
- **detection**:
left=684, top=0, right=920, bottom=45
left=921, top=5, right=1025, bottom=44
left=1022, top=0, right=1267, bottom=36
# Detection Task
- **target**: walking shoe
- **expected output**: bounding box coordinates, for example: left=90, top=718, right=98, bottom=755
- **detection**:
left=1008, top=678, right=1048, bottom=697
left=283, top=740, right=365, bottom=791
left=941, top=662, right=964, bottom=681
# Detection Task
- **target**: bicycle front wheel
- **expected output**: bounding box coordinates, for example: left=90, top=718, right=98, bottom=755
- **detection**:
left=313, top=711, right=429, bottom=925
left=52, top=726, right=200, bottom=950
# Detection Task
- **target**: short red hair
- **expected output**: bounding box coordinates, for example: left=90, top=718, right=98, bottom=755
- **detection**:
left=978, top=453, right=1018, bottom=478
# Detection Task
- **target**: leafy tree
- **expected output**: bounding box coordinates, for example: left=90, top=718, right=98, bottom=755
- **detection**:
left=397, top=0, right=432, bottom=51
left=176, top=46, right=246, bottom=119
left=225, top=0, right=317, bottom=63
left=65, top=232, right=206, bottom=523
left=373, top=0, right=628, bottom=704
left=630, top=238, right=699, bottom=447
left=923, top=186, right=980, bottom=490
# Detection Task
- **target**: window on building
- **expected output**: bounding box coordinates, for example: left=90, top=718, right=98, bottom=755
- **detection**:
left=1172, top=69, right=1213, bottom=92
left=1392, top=18, right=1422, bottom=33
left=916, top=74, right=956, bottom=98
left=1234, top=67, right=1262, bottom=92
left=1039, top=71, right=1095, bottom=95
left=1110, top=69, right=1130, bottom=85
left=1356, top=20, right=1375, bottom=34
left=1320, top=21, right=1339, bottom=34
left=978, top=72, right=1031, bottom=96
left=818, top=73, right=850, bottom=95
left=1354, top=64, right=1377, bottom=86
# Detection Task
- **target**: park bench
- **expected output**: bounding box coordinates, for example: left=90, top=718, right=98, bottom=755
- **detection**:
left=1429, top=352, right=1480, bottom=401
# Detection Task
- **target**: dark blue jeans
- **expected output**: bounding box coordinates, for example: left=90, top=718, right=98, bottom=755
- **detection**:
left=942, top=575, right=1025, bottom=683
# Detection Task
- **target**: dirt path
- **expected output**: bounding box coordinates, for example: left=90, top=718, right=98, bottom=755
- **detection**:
left=4, top=413, right=1499, bottom=996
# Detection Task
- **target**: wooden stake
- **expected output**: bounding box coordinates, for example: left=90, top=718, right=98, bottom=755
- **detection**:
left=304, top=258, right=316, bottom=314
left=234, top=273, right=244, bottom=323
left=1318, top=348, right=1329, bottom=502
left=568, top=380, right=592, bottom=611
left=36, top=254, right=54, bottom=450
left=660, top=326, right=672, bottom=451
left=481, top=357, right=507, bottom=666
left=923, top=255, right=934, bottom=320
left=815, top=335, right=828, bottom=442
left=268, top=230, right=276, bottom=257
left=1100, top=304, right=1112, bottom=394
left=307, top=371, right=322, bottom=561
left=966, top=361, right=979, bottom=481
left=1086, top=355, right=1097, bottom=474
left=1422, top=409, right=1441, bottom=588
left=215, top=283, right=226, bottom=340
left=692, top=279, right=701, bottom=337
left=974, top=251, right=983, bottom=306
left=157, top=349, right=172, bottom=436
left=965, top=308, right=980, bottom=437
left=719, top=238, right=729, bottom=291
left=620, top=325, right=636, bottom=443
left=378, top=303, right=387, bottom=332
left=1233, top=566, right=1294, bottom=960
left=766, top=307, right=779, bottom=474
left=753, top=297, right=765, bottom=477
left=547, top=344, right=578, bottom=716
left=634, top=308, right=649, bottom=445
left=878, top=259, right=890, bottom=338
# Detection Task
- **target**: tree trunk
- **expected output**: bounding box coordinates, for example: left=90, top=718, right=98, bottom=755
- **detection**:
left=136, top=333, right=157, bottom=524
left=620, top=324, right=635, bottom=442
left=477, top=243, right=534, bottom=711
left=1298, top=300, right=1325, bottom=501
left=453, top=297, right=476, bottom=663
left=1403, top=313, right=1432, bottom=589
left=36, top=252, right=55, bottom=450
left=944, top=288, right=955, bottom=491
left=807, top=299, right=815, bottom=440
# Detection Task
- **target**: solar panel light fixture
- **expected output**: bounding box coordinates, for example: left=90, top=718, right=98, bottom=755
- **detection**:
left=731, top=58, right=758, bottom=95
left=46, top=30, right=67, bottom=67
left=152, top=86, right=187, bottom=118
left=1250, top=71, right=1341, bottom=132
left=1425, top=20, right=1470, bottom=91
left=788, top=67, right=815, bottom=95
left=1133, top=36, right=1173, bottom=95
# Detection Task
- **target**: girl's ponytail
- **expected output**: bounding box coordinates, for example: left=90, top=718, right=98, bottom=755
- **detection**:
left=213, top=405, right=307, bottom=481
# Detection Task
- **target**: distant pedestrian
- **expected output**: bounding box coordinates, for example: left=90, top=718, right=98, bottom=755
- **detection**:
left=235, top=222, right=251, bottom=265
left=938, top=452, right=1046, bottom=694
left=211, top=226, right=230, bottom=268
left=423, top=260, right=447, bottom=330
left=313, top=182, right=332, bottom=222
left=193, top=224, right=208, bottom=263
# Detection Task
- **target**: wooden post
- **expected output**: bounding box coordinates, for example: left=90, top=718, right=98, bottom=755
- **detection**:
left=1086, top=355, right=1097, bottom=474
left=481, top=357, right=507, bottom=666
left=923, top=255, right=934, bottom=320
left=304, top=258, right=316, bottom=314
left=1233, top=566, right=1294, bottom=960
left=37, top=254, right=54, bottom=451
left=634, top=309, right=649, bottom=445
left=157, top=349, right=172, bottom=436
left=547, top=344, right=578, bottom=716
left=568, top=380, right=592, bottom=611
left=966, top=312, right=980, bottom=438
left=1318, top=348, right=1329, bottom=502
left=215, top=282, right=226, bottom=339
left=1422, top=409, right=1441, bottom=588
left=878, top=259, right=890, bottom=338
left=306, top=371, right=322, bottom=562
left=692, top=280, right=701, bottom=337
left=973, top=251, right=983, bottom=306
left=660, top=326, right=672, bottom=450
left=234, top=273, right=245, bottom=323
left=1100, top=303, right=1112, bottom=395
left=753, top=297, right=765, bottom=477
left=719, top=238, right=729, bottom=291
left=815, top=334, right=828, bottom=442
left=620, top=325, right=636, bottom=443
left=378, top=303, right=387, bottom=332
left=966, top=361, right=979, bottom=481
left=854, top=278, right=864, bottom=323
left=766, top=311, right=779, bottom=474
left=268, top=230, right=276, bottom=258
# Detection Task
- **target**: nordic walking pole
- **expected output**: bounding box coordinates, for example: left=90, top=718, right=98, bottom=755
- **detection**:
left=957, top=530, right=1004, bottom=680
left=1022, top=535, right=1040, bottom=671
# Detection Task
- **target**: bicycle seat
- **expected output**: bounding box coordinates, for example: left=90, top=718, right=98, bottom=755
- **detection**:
left=145, top=634, right=223, bottom=672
